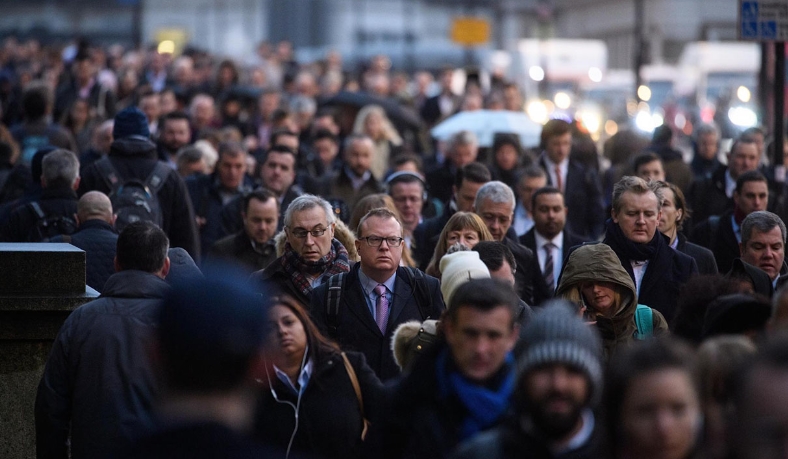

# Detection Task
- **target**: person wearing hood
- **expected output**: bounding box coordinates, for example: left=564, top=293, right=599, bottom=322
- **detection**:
left=78, top=106, right=200, bottom=259
left=557, top=243, right=668, bottom=360
left=597, top=176, right=697, bottom=323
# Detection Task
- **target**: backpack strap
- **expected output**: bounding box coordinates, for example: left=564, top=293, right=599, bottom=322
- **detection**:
left=145, top=162, right=170, bottom=194
left=634, top=304, right=654, bottom=340
left=95, top=157, right=121, bottom=192
left=325, top=272, right=346, bottom=339
left=28, top=201, right=45, bottom=220
left=405, top=267, right=432, bottom=321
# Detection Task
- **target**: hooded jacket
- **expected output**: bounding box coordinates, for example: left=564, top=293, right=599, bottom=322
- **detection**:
left=556, top=244, right=668, bottom=360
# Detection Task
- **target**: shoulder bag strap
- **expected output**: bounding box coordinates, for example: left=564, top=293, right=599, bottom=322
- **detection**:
left=340, top=352, right=369, bottom=441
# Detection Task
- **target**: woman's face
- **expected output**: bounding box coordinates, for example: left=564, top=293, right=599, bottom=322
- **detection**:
left=70, top=100, right=89, bottom=125
left=446, top=229, right=481, bottom=249
left=658, top=188, right=683, bottom=235
left=495, top=144, right=519, bottom=171
left=364, top=112, right=384, bottom=140
left=267, top=305, right=308, bottom=361
left=580, top=281, right=618, bottom=316
left=621, top=369, right=701, bottom=459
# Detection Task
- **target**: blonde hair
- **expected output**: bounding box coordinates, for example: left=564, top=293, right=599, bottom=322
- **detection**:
left=560, top=283, right=623, bottom=318
left=352, top=104, right=402, bottom=146
left=426, top=212, right=493, bottom=277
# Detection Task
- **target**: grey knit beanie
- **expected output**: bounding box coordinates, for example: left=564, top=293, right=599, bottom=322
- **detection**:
left=517, top=300, right=604, bottom=403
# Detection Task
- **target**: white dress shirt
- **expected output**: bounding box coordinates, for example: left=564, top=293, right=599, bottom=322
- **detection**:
left=513, top=202, right=534, bottom=236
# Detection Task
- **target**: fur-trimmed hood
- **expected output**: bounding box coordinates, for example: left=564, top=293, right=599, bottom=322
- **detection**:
left=391, top=319, right=438, bottom=372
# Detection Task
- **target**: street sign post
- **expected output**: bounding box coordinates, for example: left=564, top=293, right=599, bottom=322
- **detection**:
left=739, top=0, right=787, bottom=168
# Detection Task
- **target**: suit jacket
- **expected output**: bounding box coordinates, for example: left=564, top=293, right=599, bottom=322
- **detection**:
left=207, top=231, right=276, bottom=275
left=676, top=233, right=718, bottom=275
left=538, top=156, right=604, bottom=240
left=310, top=264, right=445, bottom=381
left=220, top=184, right=303, bottom=236
left=420, top=93, right=461, bottom=126
left=689, top=210, right=740, bottom=275
left=600, top=233, right=698, bottom=324
left=502, top=237, right=552, bottom=306
left=518, top=228, right=586, bottom=277
left=687, top=165, right=732, bottom=226
left=323, top=168, right=382, bottom=211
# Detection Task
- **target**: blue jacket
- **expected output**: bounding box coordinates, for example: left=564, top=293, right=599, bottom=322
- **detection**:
left=35, top=270, right=170, bottom=459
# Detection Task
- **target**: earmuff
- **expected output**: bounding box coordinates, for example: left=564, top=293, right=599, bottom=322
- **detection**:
left=385, top=170, right=429, bottom=203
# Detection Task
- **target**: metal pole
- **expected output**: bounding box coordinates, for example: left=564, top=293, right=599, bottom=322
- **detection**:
left=775, top=42, right=785, bottom=167
left=634, top=0, right=644, bottom=103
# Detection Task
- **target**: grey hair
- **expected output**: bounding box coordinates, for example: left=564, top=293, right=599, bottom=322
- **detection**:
left=474, top=180, right=516, bottom=211
left=289, top=95, right=316, bottom=115
left=343, top=133, right=374, bottom=152
left=42, top=149, right=80, bottom=188
left=447, top=130, right=478, bottom=152
left=446, top=242, right=471, bottom=255
left=611, top=176, right=663, bottom=214
left=283, top=194, right=336, bottom=228
left=695, top=123, right=719, bottom=139
left=741, top=211, right=787, bottom=247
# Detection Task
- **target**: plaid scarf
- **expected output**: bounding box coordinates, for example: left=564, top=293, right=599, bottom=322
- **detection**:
left=280, top=238, right=350, bottom=297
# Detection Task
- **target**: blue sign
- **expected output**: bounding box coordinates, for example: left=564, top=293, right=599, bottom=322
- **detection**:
left=739, top=0, right=788, bottom=41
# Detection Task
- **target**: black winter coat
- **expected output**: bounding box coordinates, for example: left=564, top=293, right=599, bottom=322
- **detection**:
left=78, top=137, right=200, bottom=259
left=207, top=231, right=276, bottom=274
left=1, top=186, right=78, bottom=242
left=51, top=219, right=118, bottom=292
left=35, top=270, right=169, bottom=459
left=255, top=350, right=382, bottom=459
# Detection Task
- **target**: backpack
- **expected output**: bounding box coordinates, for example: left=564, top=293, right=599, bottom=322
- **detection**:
left=27, top=201, right=78, bottom=242
left=325, top=267, right=433, bottom=339
left=95, top=157, right=169, bottom=231
left=634, top=304, right=654, bottom=340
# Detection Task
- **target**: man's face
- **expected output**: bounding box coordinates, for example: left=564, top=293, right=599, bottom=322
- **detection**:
left=737, top=367, right=788, bottom=459
left=259, top=93, right=280, bottom=117
left=454, top=179, right=485, bottom=213
left=476, top=198, right=514, bottom=242
left=162, top=119, right=191, bottom=152
left=192, top=100, right=215, bottom=128
left=444, top=305, right=517, bottom=383
left=355, top=216, right=403, bottom=276
left=285, top=206, right=335, bottom=262
left=522, top=364, right=589, bottom=438
left=390, top=182, right=423, bottom=229
left=728, top=142, right=761, bottom=180
left=345, top=139, right=372, bottom=177
left=450, top=143, right=478, bottom=169
left=533, top=193, right=567, bottom=240
left=518, top=176, right=548, bottom=213
left=217, top=153, right=247, bottom=189
left=261, top=152, right=296, bottom=195
left=243, top=197, right=278, bottom=244
left=140, top=95, right=161, bottom=123
left=313, top=138, right=338, bottom=166
left=612, top=191, right=661, bottom=244
left=545, top=132, right=572, bottom=164
left=734, top=181, right=769, bottom=216
left=741, top=226, right=785, bottom=280
left=697, top=132, right=718, bottom=161
left=636, top=160, right=665, bottom=183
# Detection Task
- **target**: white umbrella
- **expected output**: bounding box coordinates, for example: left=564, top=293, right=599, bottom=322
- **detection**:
left=430, top=110, right=543, bottom=148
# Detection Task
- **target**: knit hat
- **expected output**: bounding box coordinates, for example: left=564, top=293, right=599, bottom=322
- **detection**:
left=702, top=293, right=771, bottom=339
left=517, top=300, right=604, bottom=404
left=440, top=250, right=490, bottom=307
left=113, top=106, right=150, bottom=140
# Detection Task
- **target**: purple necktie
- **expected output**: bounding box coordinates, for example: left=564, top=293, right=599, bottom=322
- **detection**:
left=374, top=284, right=389, bottom=334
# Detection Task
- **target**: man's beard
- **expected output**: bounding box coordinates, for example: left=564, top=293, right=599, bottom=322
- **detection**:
left=527, top=392, right=585, bottom=439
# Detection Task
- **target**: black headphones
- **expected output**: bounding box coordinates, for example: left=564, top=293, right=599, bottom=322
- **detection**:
left=385, top=171, right=429, bottom=202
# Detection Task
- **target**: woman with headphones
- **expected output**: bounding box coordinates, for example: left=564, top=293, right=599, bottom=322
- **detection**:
left=255, top=295, right=383, bottom=459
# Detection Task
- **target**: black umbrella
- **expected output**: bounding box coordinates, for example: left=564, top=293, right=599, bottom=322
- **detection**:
left=321, top=91, right=423, bottom=131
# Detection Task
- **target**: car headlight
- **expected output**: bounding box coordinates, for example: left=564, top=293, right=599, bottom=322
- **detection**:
left=728, top=106, right=758, bottom=127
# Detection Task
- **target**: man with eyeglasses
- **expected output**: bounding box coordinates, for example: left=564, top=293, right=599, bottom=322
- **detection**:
left=251, top=194, right=351, bottom=306
left=474, top=181, right=552, bottom=306
left=311, top=208, right=445, bottom=381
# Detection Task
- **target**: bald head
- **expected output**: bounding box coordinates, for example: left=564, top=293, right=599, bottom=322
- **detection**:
left=78, top=191, right=114, bottom=225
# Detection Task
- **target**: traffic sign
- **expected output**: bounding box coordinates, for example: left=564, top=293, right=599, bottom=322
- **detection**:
left=739, top=0, right=788, bottom=41
left=450, top=17, right=490, bottom=47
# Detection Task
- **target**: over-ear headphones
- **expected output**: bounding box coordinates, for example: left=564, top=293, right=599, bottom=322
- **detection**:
left=385, top=170, right=428, bottom=203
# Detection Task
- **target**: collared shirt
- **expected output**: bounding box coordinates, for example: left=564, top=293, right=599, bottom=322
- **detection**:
left=535, top=230, right=564, bottom=283
left=670, top=236, right=679, bottom=250
left=542, top=154, right=569, bottom=193
left=274, top=359, right=313, bottom=396
left=631, top=260, right=649, bottom=295
left=345, top=166, right=372, bottom=191
left=725, top=169, right=736, bottom=198
left=513, top=202, right=534, bottom=236
left=731, top=214, right=742, bottom=243
left=358, top=269, right=396, bottom=321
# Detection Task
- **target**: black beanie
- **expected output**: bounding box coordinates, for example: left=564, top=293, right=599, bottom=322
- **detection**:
left=113, top=106, right=150, bottom=140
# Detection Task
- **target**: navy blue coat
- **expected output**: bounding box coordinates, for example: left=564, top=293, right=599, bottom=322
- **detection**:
left=52, top=219, right=118, bottom=292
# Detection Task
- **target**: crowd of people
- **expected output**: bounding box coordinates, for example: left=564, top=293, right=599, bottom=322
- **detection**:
left=2, top=37, right=787, bottom=459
